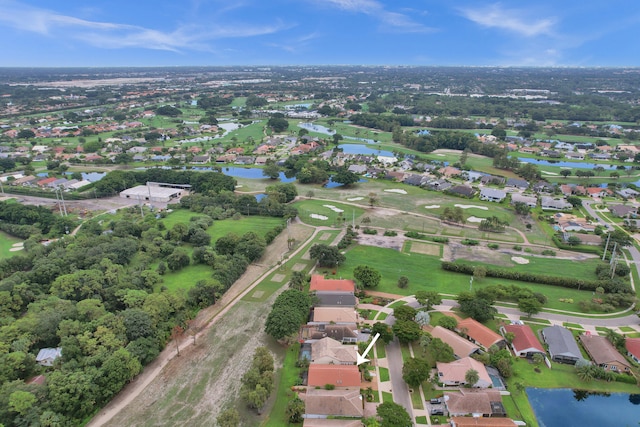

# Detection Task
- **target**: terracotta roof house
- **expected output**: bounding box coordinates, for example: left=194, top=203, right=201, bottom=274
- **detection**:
left=541, top=325, right=582, bottom=364
left=312, top=307, right=358, bottom=324
left=450, top=418, right=517, bottom=427
left=439, top=166, right=461, bottom=177
left=310, top=275, right=355, bottom=293
left=301, top=388, right=363, bottom=417
left=501, top=324, right=545, bottom=358
left=307, top=364, right=361, bottom=388
left=36, top=177, right=57, bottom=187
left=457, top=318, right=506, bottom=351
left=310, top=337, right=357, bottom=365
left=578, top=334, right=631, bottom=373
left=560, top=184, right=573, bottom=197
left=430, top=326, right=481, bottom=359
left=437, top=357, right=492, bottom=388
left=303, top=420, right=361, bottom=427
left=445, top=389, right=506, bottom=417
left=625, top=338, right=640, bottom=364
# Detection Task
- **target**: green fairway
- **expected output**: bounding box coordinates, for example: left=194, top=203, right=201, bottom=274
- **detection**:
left=453, top=256, right=603, bottom=281
left=156, top=264, right=214, bottom=292
left=0, top=231, right=23, bottom=259
left=206, top=216, right=285, bottom=242
left=222, top=120, right=266, bottom=144
left=335, top=245, right=604, bottom=312
left=293, top=199, right=366, bottom=227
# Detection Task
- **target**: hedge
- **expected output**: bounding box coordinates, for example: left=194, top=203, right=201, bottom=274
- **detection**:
left=552, top=235, right=604, bottom=257
left=441, top=261, right=630, bottom=293
left=405, top=232, right=449, bottom=244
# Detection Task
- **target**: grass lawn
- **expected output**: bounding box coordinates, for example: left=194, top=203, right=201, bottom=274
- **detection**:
left=293, top=199, right=366, bottom=227
left=376, top=312, right=388, bottom=321
left=563, top=322, right=584, bottom=330
left=337, top=245, right=601, bottom=312
left=379, top=367, right=390, bottom=382
left=415, top=415, right=428, bottom=425
left=376, top=342, right=386, bottom=359
left=410, top=388, right=424, bottom=409
left=157, top=264, right=214, bottom=292
left=400, top=343, right=412, bottom=362
left=0, top=230, right=23, bottom=259
left=388, top=300, right=407, bottom=309
left=619, top=326, right=636, bottom=332
left=263, top=343, right=302, bottom=427
left=207, top=216, right=285, bottom=242
left=382, top=391, right=393, bottom=403
left=223, top=120, right=266, bottom=143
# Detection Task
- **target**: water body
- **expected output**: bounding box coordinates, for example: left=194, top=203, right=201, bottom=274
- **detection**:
left=220, top=167, right=296, bottom=183
left=527, top=388, right=640, bottom=427
left=517, top=157, right=629, bottom=170
left=297, top=122, right=377, bottom=144
left=324, top=177, right=368, bottom=189
left=336, top=144, right=394, bottom=157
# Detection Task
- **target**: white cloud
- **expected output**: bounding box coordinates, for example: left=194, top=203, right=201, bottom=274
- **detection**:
left=460, top=3, right=556, bottom=37
left=0, top=0, right=285, bottom=52
left=319, top=0, right=433, bottom=33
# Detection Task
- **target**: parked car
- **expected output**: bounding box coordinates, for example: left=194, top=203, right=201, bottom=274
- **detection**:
left=431, top=409, right=444, bottom=415
left=430, top=398, right=442, bottom=404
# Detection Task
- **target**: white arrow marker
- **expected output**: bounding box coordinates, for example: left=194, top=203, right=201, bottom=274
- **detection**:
left=356, top=332, right=380, bottom=366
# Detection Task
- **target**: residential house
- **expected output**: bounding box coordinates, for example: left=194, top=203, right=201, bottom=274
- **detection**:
left=609, top=204, right=637, bottom=218
left=617, top=188, right=640, bottom=199
left=312, top=307, right=358, bottom=324
left=216, top=154, right=236, bottom=163
left=533, top=181, right=556, bottom=193
left=426, top=179, right=452, bottom=192
left=448, top=185, right=475, bottom=198
left=480, top=175, right=506, bottom=186
left=479, top=188, right=506, bottom=203
left=565, top=152, right=585, bottom=160
left=301, top=388, right=363, bottom=418
left=510, top=193, right=537, bottom=208
left=444, top=389, right=506, bottom=418
left=36, top=177, right=57, bottom=187
left=625, top=338, right=640, bottom=364
left=132, top=154, right=147, bottom=162
left=191, top=155, right=211, bottom=164
left=310, top=275, right=355, bottom=293
left=36, top=347, right=62, bottom=367
left=347, top=164, right=367, bottom=174
left=314, top=292, right=357, bottom=307
left=436, top=357, right=492, bottom=388
left=586, top=187, right=610, bottom=198
left=554, top=213, right=595, bottom=232
left=307, top=365, right=361, bottom=388
left=234, top=156, right=256, bottom=165
left=439, top=166, right=461, bottom=178
left=310, top=337, right=357, bottom=365
left=578, top=334, right=631, bottom=373
left=464, top=171, right=485, bottom=182
left=11, top=175, right=37, bottom=186
left=383, top=171, right=405, bottom=181
left=300, top=324, right=358, bottom=344
left=541, top=196, right=573, bottom=211
left=403, top=173, right=429, bottom=187
left=541, top=325, right=582, bottom=364
left=450, top=418, right=518, bottom=427
left=501, top=324, right=545, bottom=358
left=303, top=419, right=361, bottom=427
left=560, top=184, right=573, bottom=197
left=506, top=178, right=529, bottom=190
left=456, top=318, right=506, bottom=351
left=429, top=326, right=481, bottom=359
left=376, top=155, right=397, bottom=166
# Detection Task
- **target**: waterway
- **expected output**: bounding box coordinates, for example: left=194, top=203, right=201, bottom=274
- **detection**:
left=297, top=122, right=377, bottom=144
left=517, top=157, right=629, bottom=170
left=526, top=388, right=640, bottom=427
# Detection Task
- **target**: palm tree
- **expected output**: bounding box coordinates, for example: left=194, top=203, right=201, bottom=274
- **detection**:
left=576, top=365, right=594, bottom=382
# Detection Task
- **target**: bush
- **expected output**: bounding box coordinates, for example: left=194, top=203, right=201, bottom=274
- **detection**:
left=512, top=245, right=522, bottom=251
left=487, top=243, right=499, bottom=250
left=461, top=239, right=479, bottom=246
left=384, top=230, right=397, bottom=237
left=541, top=249, right=556, bottom=256
left=362, top=228, right=378, bottom=235
left=614, top=373, right=637, bottom=384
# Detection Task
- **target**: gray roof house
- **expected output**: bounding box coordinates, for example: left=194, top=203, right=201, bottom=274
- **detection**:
left=511, top=193, right=537, bottom=207
left=347, top=164, right=367, bottom=174
left=506, top=178, right=529, bottom=190
left=609, top=204, right=637, bottom=218
left=541, top=196, right=572, bottom=211
left=479, top=188, right=506, bottom=203
left=447, top=185, right=475, bottom=198
left=314, top=292, right=357, bottom=307
left=36, top=347, right=62, bottom=367
left=617, top=188, right=640, bottom=199
left=541, top=325, right=582, bottom=364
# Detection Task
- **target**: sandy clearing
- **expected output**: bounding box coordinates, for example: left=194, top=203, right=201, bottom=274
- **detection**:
left=455, top=204, right=489, bottom=210
left=409, top=242, right=440, bottom=256
left=347, top=197, right=364, bottom=201
left=511, top=256, right=530, bottom=264
left=310, top=213, right=328, bottom=220
left=323, top=204, right=344, bottom=213
left=466, top=216, right=484, bottom=223
left=424, top=205, right=440, bottom=209
left=384, top=189, right=407, bottom=194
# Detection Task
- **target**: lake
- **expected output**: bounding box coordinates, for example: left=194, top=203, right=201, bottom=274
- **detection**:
left=527, top=388, right=640, bottom=427
left=219, top=167, right=296, bottom=183
left=336, top=144, right=394, bottom=157
left=517, top=157, right=629, bottom=170
left=297, top=122, right=377, bottom=144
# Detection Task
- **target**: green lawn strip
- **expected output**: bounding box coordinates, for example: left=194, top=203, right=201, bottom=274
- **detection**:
left=563, top=322, right=585, bottom=330
left=156, top=264, right=214, bottom=292
left=523, top=318, right=552, bottom=325
left=381, top=391, right=393, bottom=403
left=619, top=326, right=636, bottom=332
left=376, top=342, right=386, bottom=359
left=415, top=415, right=428, bottom=425
left=379, top=367, right=390, bottom=382
left=376, top=312, right=388, bottom=321
left=400, top=343, right=412, bottom=362
left=626, top=332, right=640, bottom=338
left=410, top=388, right=424, bottom=410
left=359, top=308, right=379, bottom=320
left=263, top=343, right=302, bottom=427
left=0, top=230, right=23, bottom=259
left=501, top=392, right=536, bottom=427
left=595, top=326, right=610, bottom=334
left=337, top=245, right=600, bottom=312
left=387, top=300, right=407, bottom=309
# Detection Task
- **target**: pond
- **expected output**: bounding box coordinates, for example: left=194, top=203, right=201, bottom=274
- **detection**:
left=336, top=144, right=394, bottom=157
left=527, top=388, right=640, bottom=427
left=297, top=122, right=377, bottom=144
left=324, top=177, right=368, bottom=188
left=517, top=157, right=629, bottom=170
left=220, top=167, right=296, bottom=183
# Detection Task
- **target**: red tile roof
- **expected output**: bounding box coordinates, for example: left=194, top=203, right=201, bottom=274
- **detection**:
left=310, top=275, right=355, bottom=293
left=457, top=318, right=504, bottom=350
left=307, top=365, right=361, bottom=388
left=503, top=324, right=545, bottom=354
left=625, top=337, right=640, bottom=359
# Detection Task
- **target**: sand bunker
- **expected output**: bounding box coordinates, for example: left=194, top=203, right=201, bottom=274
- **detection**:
left=424, top=205, right=440, bottom=209
left=323, top=204, right=344, bottom=213
left=384, top=189, right=408, bottom=194
left=310, top=214, right=328, bottom=220
left=466, top=216, right=484, bottom=223
left=347, top=197, right=364, bottom=201
left=511, top=256, right=530, bottom=265
left=455, top=204, right=489, bottom=210
left=436, top=154, right=446, bottom=156
left=9, top=247, right=23, bottom=252
left=541, top=171, right=559, bottom=176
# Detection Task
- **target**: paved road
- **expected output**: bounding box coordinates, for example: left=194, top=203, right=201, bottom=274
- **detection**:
left=383, top=315, right=414, bottom=421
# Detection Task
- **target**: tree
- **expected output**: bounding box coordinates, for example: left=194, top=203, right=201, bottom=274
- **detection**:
left=372, top=322, right=394, bottom=344
left=402, top=357, right=430, bottom=387
left=285, top=396, right=305, bottom=423
left=353, top=265, right=381, bottom=288
left=610, top=171, right=620, bottom=179
left=426, top=337, right=455, bottom=363
left=17, top=129, right=35, bottom=139
left=309, top=244, right=345, bottom=268
left=367, top=192, right=378, bottom=208
left=332, top=133, right=343, bottom=145
left=393, top=305, right=417, bottom=322
left=518, top=297, right=543, bottom=317
left=606, top=229, right=632, bottom=247
left=567, top=235, right=582, bottom=246
left=289, top=271, right=309, bottom=291
left=262, top=161, right=280, bottom=180
left=415, top=311, right=430, bottom=327
left=392, top=320, right=422, bottom=343
left=473, top=266, right=487, bottom=281
left=397, top=276, right=409, bottom=289
left=464, top=369, right=480, bottom=387
left=437, top=316, right=458, bottom=330
left=332, top=169, right=359, bottom=186
left=414, top=290, right=441, bottom=310
left=513, top=202, right=531, bottom=216
left=458, top=294, right=497, bottom=322
left=166, top=248, right=190, bottom=271
left=267, top=116, right=289, bottom=133
left=216, top=408, right=240, bottom=427
left=567, top=196, right=582, bottom=207
left=376, top=401, right=412, bottom=427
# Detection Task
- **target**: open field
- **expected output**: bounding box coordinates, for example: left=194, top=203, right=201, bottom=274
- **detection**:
left=0, top=231, right=23, bottom=259
left=294, top=199, right=366, bottom=227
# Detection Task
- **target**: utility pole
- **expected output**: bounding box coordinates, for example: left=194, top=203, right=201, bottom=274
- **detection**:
left=469, top=276, right=474, bottom=291
left=137, top=195, right=144, bottom=218
left=58, top=189, right=68, bottom=216
left=602, top=233, right=611, bottom=261
left=54, top=189, right=64, bottom=216
left=0, top=179, right=4, bottom=195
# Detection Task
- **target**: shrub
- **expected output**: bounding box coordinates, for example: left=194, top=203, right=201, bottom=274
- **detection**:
left=513, top=245, right=522, bottom=251
left=324, top=384, right=335, bottom=390
left=384, top=230, right=397, bottom=237
left=461, top=239, right=479, bottom=246
left=362, top=228, right=378, bottom=235
left=541, top=249, right=556, bottom=256
left=487, top=243, right=499, bottom=250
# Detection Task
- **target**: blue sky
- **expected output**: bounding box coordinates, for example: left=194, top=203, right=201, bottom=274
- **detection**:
left=1, top=0, right=640, bottom=67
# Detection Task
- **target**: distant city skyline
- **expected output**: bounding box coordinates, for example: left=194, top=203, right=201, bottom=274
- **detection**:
left=1, top=0, right=639, bottom=67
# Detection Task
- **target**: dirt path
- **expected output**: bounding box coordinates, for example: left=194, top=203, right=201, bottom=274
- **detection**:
left=87, top=221, right=314, bottom=427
